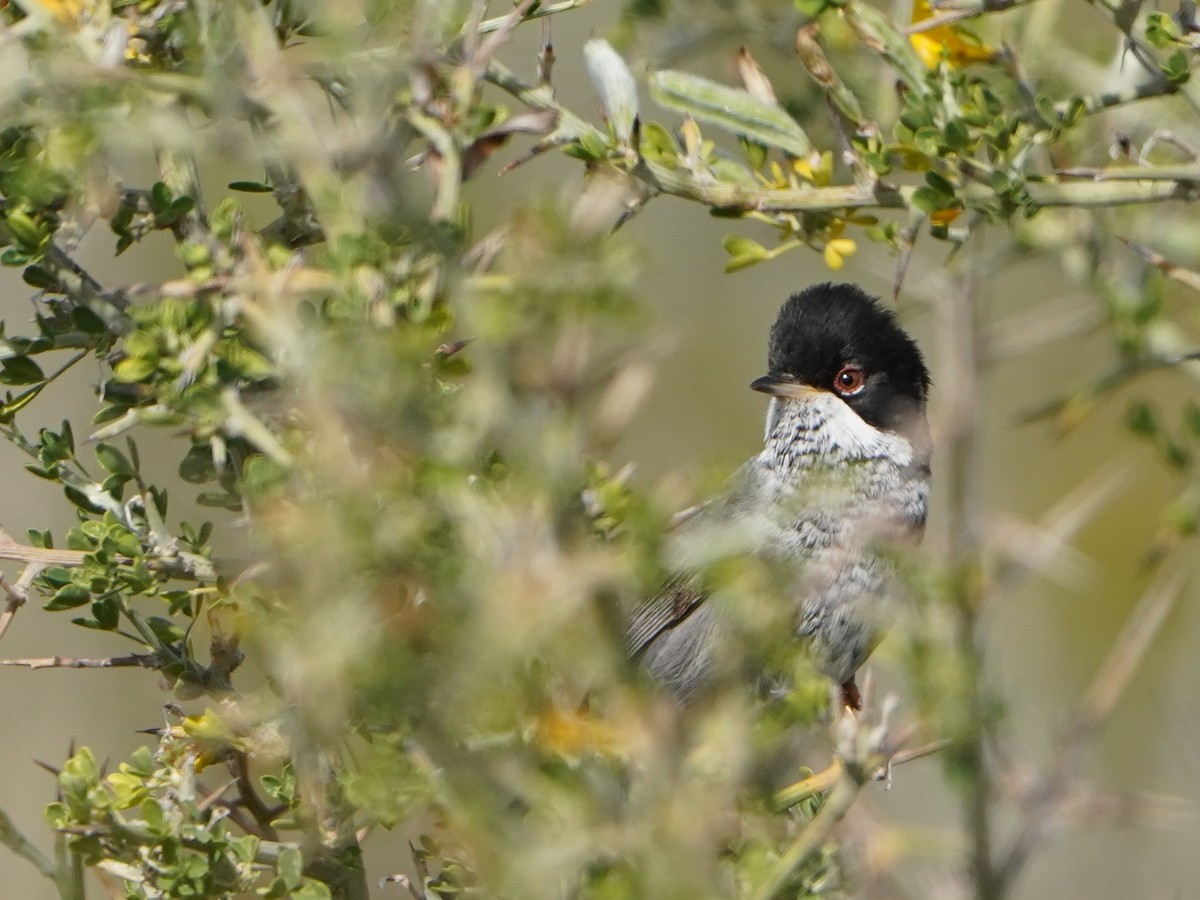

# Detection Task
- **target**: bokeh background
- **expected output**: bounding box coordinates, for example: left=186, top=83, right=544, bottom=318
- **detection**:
left=3, top=1, right=1199, bottom=897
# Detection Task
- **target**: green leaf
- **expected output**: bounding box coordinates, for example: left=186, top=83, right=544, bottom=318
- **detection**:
left=1162, top=49, right=1191, bottom=85
left=722, top=234, right=770, bottom=272
left=584, top=39, right=639, bottom=146
left=843, top=3, right=929, bottom=93
left=40, top=566, right=72, bottom=586
left=911, top=186, right=951, bottom=213
left=0, top=356, right=45, bottom=385
left=90, top=596, right=120, bottom=630
left=276, top=846, right=304, bottom=889
left=45, top=583, right=90, bottom=610
left=149, top=181, right=172, bottom=213
left=649, top=70, right=813, bottom=158
left=924, top=170, right=956, bottom=196
left=71, top=306, right=107, bottom=333
left=1145, top=11, right=1181, bottom=48
left=228, top=180, right=274, bottom=192
left=146, top=616, right=185, bottom=644
left=197, top=492, right=243, bottom=511
left=22, top=265, right=55, bottom=289
left=140, top=797, right=165, bottom=833
left=639, top=121, right=678, bottom=166
left=943, top=119, right=969, bottom=151
left=112, top=356, right=157, bottom=383
left=179, top=444, right=216, bottom=484
left=95, top=442, right=135, bottom=476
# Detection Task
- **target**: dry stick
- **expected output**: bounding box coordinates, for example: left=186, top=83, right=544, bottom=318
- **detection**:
left=773, top=738, right=953, bottom=811
left=992, top=568, right=1187, bottom=896
left=0, top=527, right=87, bottom=645
left=476, top=0, right=593, bottom=36
left=0, top=654, right=159, bottom=670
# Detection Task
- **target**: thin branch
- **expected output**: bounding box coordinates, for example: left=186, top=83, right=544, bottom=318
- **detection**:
left=773, top=737, right=951, bottom=811
left=0, top=528, right=87, bottom=569
left=485, top=61, right=1200, bottom=214
left=907, top=0, right=1038, bottom=34
left=476, top=0, right=594, bottom=35
left=0, top=522, right=217, bottom=586
left=0, top=563, right=44, bottom=645
left=0, top=654, right=160, bottom=670
left=1057, top=164, right=1200, bottom=182
left=757, top=776, right=862, bottom=900
left=0, top=524, right=87, bottom=645
left=229, top=750, right=280, bottom=841
left=60, top=821, right=291, bottom=866
left=0, top=803, right=57, bottom=882
left=1119, top=237, right=1200, bottom=293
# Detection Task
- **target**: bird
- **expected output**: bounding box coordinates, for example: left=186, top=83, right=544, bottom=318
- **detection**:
left=627, top=282, right=931, bottom=710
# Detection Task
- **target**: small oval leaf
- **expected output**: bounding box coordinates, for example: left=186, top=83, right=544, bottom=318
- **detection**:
left=649, top=69, right=812, bottom=158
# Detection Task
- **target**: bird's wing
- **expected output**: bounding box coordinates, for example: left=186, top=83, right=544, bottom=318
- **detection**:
left=626, top=461, right=762, bottom=661
left=625, top=571, right=708, bottom=661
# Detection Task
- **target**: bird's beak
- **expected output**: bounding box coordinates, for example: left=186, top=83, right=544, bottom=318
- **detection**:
left=750, top=375, right=820, bottom=399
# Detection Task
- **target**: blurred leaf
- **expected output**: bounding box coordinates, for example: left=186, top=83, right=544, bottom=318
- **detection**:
left=0, top=356, right=44, bottom=385
left=649, top=70, right=814, bottom=157
left=722, top=234, right=771, bottom=272
left=585, top=39, right=639, bottom=146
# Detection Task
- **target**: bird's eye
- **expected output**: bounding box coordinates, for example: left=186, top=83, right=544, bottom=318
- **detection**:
left=833, top=365, right=866, bottom=396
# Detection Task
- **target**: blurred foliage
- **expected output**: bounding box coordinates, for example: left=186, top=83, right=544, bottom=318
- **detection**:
left=0, top=1, right=1198, bottom=899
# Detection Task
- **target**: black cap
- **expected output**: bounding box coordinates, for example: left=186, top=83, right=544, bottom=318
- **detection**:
left=758, top=282, right=930, bottom=435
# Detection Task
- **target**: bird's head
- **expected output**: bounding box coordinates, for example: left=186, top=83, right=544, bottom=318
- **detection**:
left=752, top=283, right=930, bottom=455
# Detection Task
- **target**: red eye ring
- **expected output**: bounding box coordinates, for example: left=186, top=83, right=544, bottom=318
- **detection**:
left=833, top=364, right=866, bottom=396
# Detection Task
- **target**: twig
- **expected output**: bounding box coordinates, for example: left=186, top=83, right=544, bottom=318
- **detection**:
left=906, top=0, right=1038, bottom=34
left=229, top=750, right=280, bottom=841
left=0, top=803, right=57, bottom=882
left=472, top=0, right=540, bottom=75
left=0, top=524, right=218, bottom=592
left=476, top=0, right=593, bottom=35
left=0, top=654, right=160, bottom=670
left=890, top=737, right=953, bottom=768
left=1056, top=164, right=1200, bottom=182
left=60, top=821, right=291, bottom=866
left=757, top=776, right=862, bottom=900
left=0, top=527, right=88, bottom=568
left=1119, top=237, right=1200, bottom=293
left=0, top=524, right=89, bottom=645
left=774, top=760, right=844, bottom=810
left=773, top=737, right=951, bottom=811
left=758, top=688, right=906, bottom=900
left=993, top=567, right=1187, bottom=895
left=485, top=60, right=1200, bottom=214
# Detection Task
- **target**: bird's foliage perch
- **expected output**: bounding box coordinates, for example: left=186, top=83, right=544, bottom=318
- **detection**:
left=0, top=1, right=1198, bottom=899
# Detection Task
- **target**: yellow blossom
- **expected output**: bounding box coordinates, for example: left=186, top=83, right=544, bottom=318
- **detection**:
left=824, top=238, right=857, bottom=270
left=909, top=0, right=995, bottom=68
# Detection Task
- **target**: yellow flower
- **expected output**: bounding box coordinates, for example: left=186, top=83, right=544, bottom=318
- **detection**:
left=823, top=237, right=857, bottom=270
left=909, top=0, right=995, bottom=68
left=793, top=151, right=834, bottom=186
left=534, top=705, right=622, bottom=758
